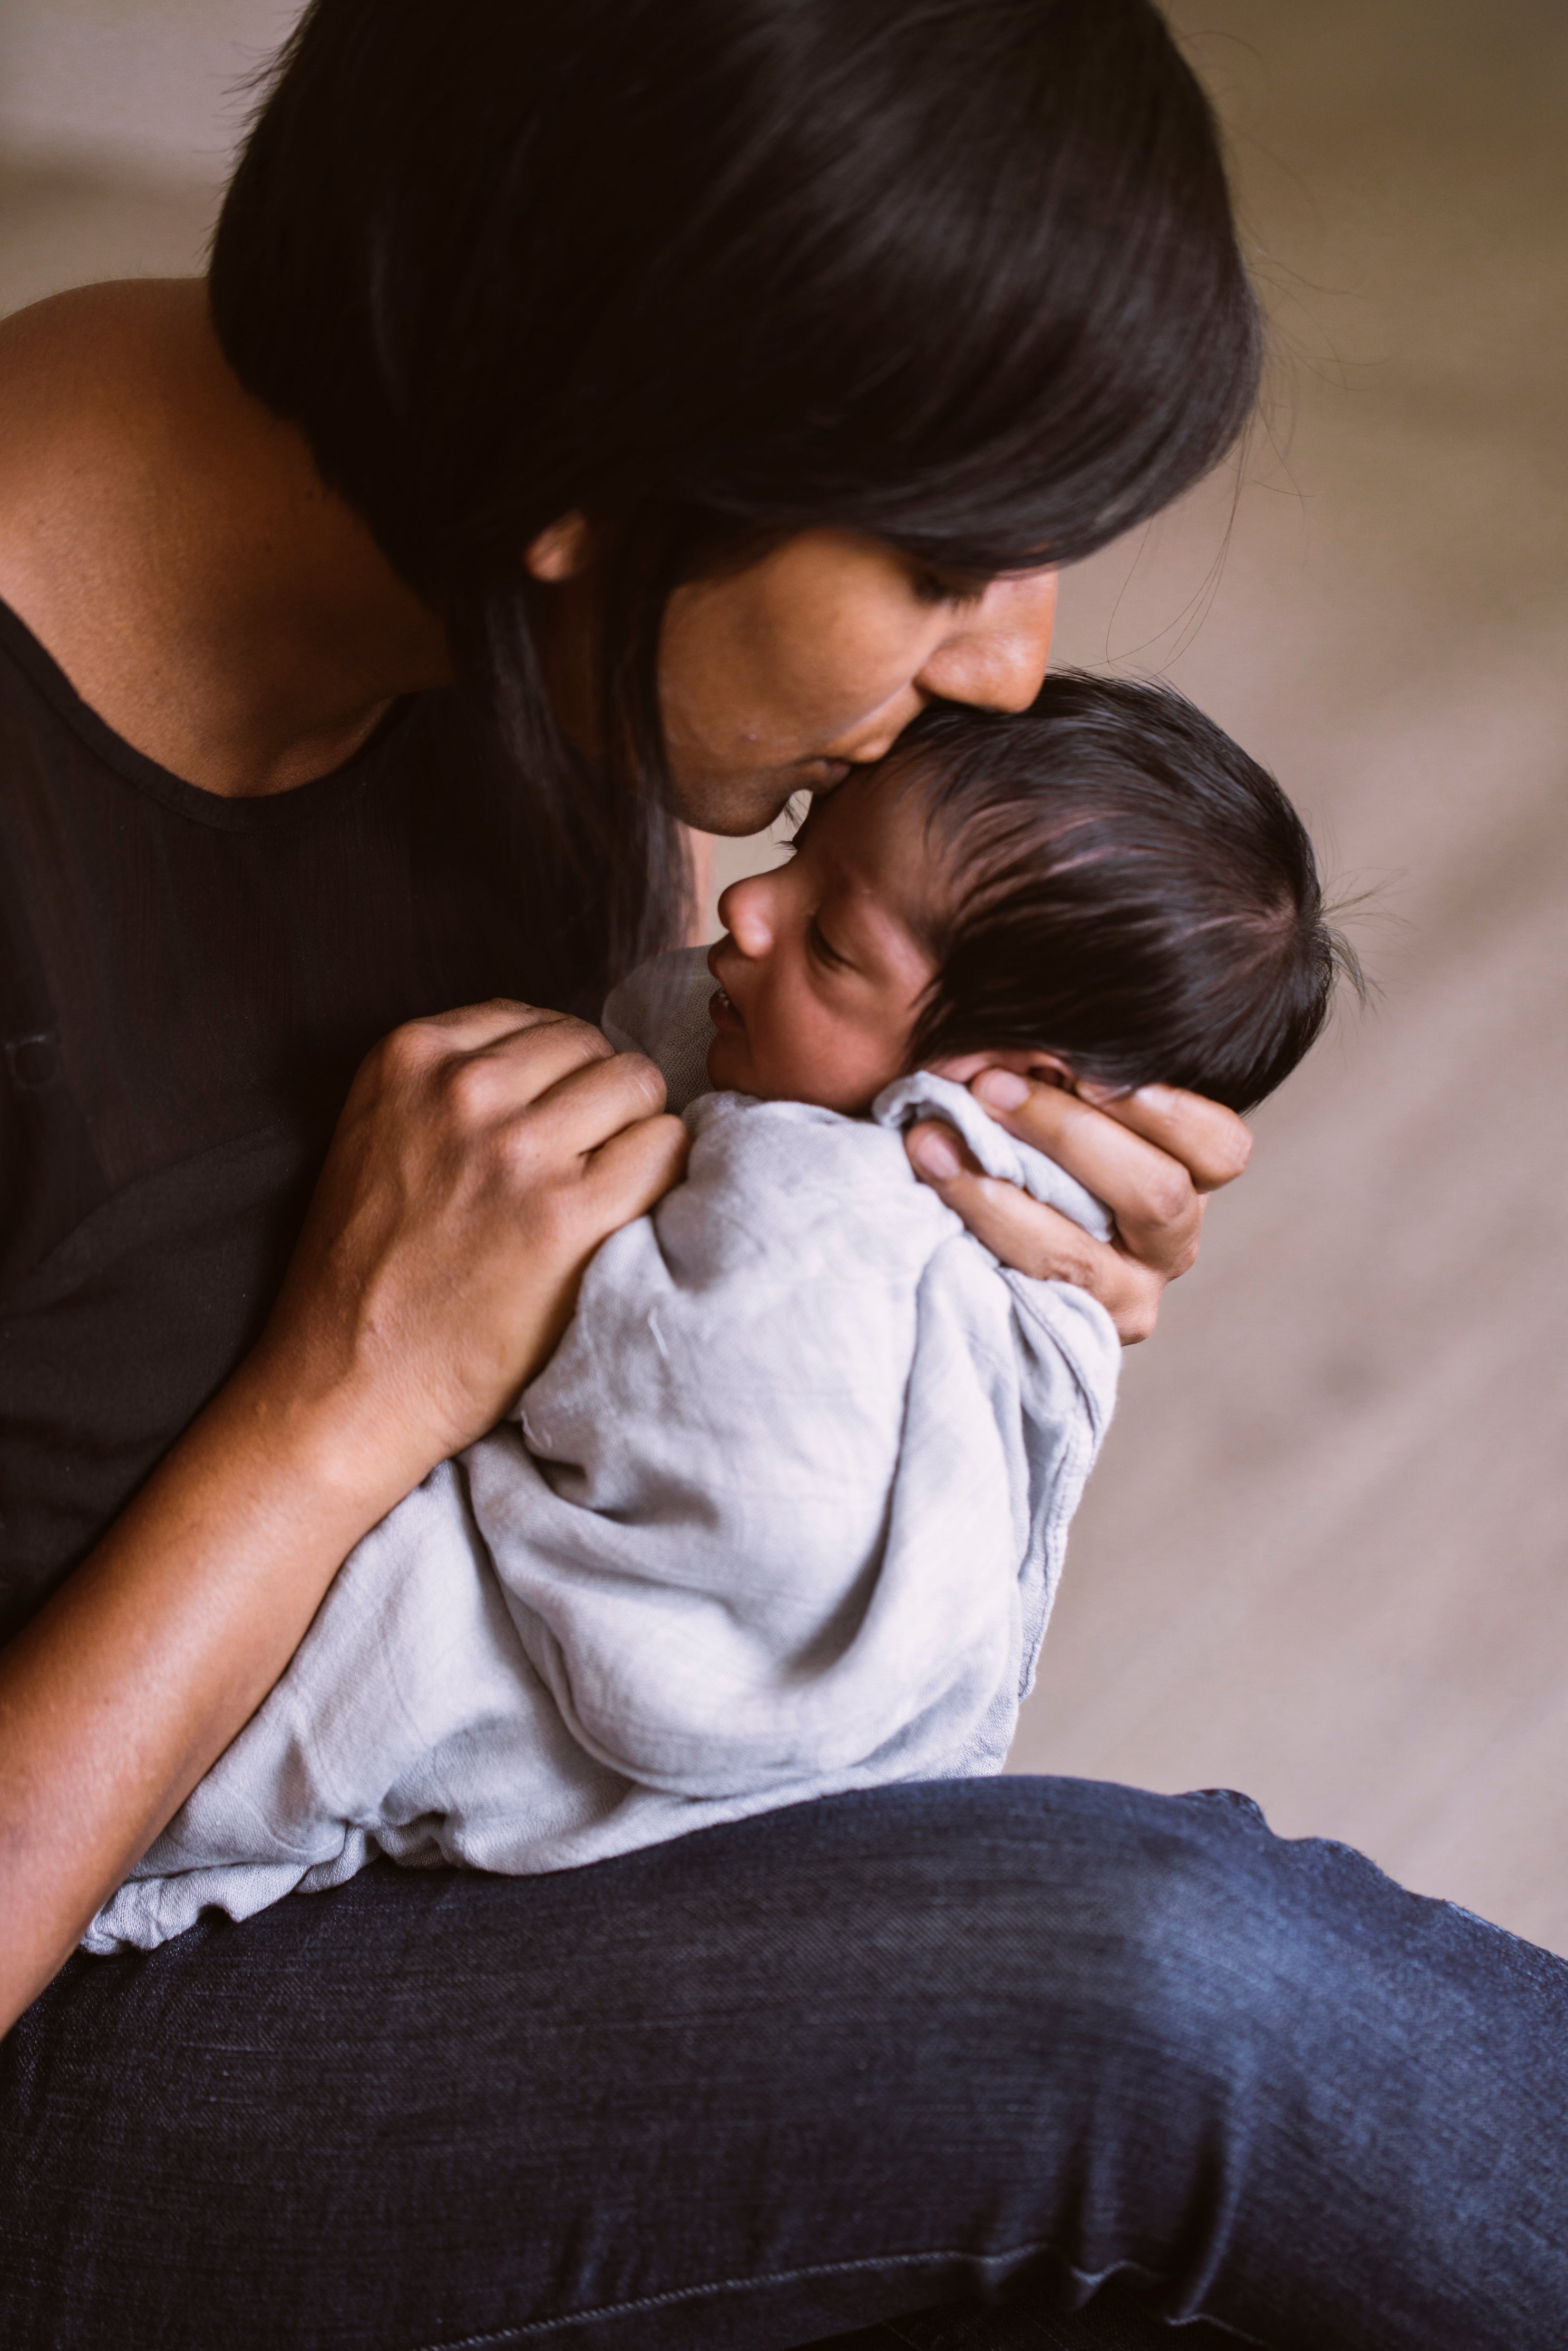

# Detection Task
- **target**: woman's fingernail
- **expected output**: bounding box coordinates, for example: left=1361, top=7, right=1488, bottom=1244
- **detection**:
left=912, top=1129, right=962, bottom=1181
left=1078, top=1079, right=1137, bottom=1107
left=974, top=1068, right=1029, bottom=1109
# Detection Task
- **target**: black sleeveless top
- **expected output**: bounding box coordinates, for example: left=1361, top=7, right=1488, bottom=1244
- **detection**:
left=0, top=601, right=603, bottom=1645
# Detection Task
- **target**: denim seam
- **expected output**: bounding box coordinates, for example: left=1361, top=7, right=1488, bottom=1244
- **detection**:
left=410, top=2240, right=1270, bottom=2351
left=410, top=2241, right=1048, bottom=2351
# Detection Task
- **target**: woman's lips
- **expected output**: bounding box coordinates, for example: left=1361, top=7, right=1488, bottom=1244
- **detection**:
left=708, top=986, right=744, bottom=1033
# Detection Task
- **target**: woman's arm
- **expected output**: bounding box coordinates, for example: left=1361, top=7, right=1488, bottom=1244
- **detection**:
left=0, top=1002, right=687, bottom=2030
left=907, top=1071, right=1251, bottom=1341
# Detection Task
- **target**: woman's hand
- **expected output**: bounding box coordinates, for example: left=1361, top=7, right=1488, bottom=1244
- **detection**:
left=0, top=1002, right=686, bottom=2029
left=259, top=1000, right=689, bottom=1511
left=904, top=1067, right=1251, bottom=1342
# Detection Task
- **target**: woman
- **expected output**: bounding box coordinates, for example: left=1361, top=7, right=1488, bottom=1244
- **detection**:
left=0, top=3, right=1562, bottom=2345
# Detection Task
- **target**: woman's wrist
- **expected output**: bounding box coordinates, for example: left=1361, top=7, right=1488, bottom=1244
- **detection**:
left=215, top=1329, right=445, bottom=1558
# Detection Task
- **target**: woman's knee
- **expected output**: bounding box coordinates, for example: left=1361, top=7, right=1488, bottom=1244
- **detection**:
left=940, top=1776, right=1342, bottom=2101
left=1085, top=1787, right=1306, bottom=2062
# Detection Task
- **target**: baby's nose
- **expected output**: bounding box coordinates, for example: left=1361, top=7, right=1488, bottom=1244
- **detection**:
left=715, top=874, right=775, bottom=955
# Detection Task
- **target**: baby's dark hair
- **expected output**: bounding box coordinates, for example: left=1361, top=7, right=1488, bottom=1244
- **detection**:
left=904, top=674, right=1358, bottom=1114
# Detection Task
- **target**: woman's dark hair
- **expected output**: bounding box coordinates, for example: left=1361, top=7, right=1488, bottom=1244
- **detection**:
left=210, top=0, right=1262, bottom=988
left=906, top=675, right=1358, bottom=1113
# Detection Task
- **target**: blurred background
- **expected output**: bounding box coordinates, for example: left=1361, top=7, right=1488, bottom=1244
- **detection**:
left=2, top=2, right=1564, bottom=1945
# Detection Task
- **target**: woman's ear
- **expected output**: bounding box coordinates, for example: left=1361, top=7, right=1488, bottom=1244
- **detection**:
left=523, top=512, right=593, bottom=581
left=929, top=1046, right=1075, bottom=1091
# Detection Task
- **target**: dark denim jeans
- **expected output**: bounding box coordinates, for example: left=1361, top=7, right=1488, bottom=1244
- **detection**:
left=4, top=1777, right=1565, bottom=2350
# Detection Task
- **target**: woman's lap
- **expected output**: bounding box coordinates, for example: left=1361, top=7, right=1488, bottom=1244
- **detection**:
left=3, top=1775, right=1564, bottom=2351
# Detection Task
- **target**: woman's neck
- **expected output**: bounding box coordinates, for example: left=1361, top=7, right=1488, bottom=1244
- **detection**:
left=0, top=278, right=452, bottom=798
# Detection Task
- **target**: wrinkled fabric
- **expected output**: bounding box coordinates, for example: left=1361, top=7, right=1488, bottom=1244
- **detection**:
left=87, top=951, right=1117, bottom=1953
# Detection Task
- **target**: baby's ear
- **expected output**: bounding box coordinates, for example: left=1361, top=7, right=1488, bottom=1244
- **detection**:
left=928, top=1047, right=1075, bottom=1091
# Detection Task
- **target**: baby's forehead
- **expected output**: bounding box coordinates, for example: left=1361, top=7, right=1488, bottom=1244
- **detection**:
left=823, top=747, right=940, bottom=843
left=815, top=755, right=950, bottom=937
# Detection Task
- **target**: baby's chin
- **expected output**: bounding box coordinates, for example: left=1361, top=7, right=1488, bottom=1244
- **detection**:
left=705, top=1032, right=893, bottom=1115
left=705, top=1028, right=766, bottom=1099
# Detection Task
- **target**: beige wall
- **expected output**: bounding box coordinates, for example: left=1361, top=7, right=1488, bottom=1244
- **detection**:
left=0, top=0, right=302, bottom=179
left=1014, top=0, right=1568, bottom=1953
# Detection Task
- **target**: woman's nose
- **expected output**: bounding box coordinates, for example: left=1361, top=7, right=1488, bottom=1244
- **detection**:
left=916, top=568, right=1057, bottom=714
left=716, top=872, right=776, bottom=956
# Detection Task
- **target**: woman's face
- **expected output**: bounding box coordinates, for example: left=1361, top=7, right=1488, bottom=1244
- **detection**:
left=529, top=521, right=1057, bottom=838
left=659, top=529, right=1058, bottom=835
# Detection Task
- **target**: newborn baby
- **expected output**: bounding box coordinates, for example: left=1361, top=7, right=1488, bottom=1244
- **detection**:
left=88, top=674, right=1348, bottom=1952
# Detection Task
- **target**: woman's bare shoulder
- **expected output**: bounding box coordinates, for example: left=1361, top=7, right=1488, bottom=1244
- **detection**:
left=0, top=281, right=208, bottom=727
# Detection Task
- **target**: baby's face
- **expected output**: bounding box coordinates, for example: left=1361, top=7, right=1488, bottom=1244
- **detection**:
left=706, top=763, right=940, bottom=1113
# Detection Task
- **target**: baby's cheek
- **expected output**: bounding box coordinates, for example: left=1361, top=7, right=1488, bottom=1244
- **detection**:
left=782, top=1013, right=907, bottom=1114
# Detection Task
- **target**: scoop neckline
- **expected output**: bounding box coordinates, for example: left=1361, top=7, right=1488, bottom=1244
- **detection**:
left=0, top=593, right=422, bottom=833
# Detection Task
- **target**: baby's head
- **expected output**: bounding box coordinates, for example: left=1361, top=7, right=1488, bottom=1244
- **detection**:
left=706, top=673, right=1353, bottom=1115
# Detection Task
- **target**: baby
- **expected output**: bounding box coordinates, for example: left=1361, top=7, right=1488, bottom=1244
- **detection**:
left=88, top=674, right=1347, bottom=1952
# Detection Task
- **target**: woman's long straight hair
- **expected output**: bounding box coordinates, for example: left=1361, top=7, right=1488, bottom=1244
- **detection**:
left=210, top=0, right=1262, bottom=995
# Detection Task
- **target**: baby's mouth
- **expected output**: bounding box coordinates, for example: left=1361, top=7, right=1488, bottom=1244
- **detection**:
left=706, top=940, right=746, bottom=1034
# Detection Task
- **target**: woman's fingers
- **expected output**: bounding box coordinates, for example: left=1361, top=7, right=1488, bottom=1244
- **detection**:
left=582, top=1107, right=692, bottom=1222
left=1076, top=1080, right=1252, bottom=1196
left=479, top=1041, right=670, bottom=1170
left=962, top=1067, right=1245, bottom=1278
left=513, top=1108, right=692, bottom=1370
left=353, top=1004, right=668, bottom=1183
left=905, top=1120, right=1167, bottom=1343
left=363, top=1002, right=611, bottom=1116
left=909, top=1053, right=1250, bottom=1338
left=393, top=996, right=596, bottom=1051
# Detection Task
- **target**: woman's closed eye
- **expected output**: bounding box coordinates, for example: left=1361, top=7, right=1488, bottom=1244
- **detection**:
left=911, top=563, right=992, bottom=609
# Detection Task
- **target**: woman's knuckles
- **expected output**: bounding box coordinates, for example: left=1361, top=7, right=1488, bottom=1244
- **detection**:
left=1200, top=1118, right=1253, bottom=1189
left=431, top=1052, right=589, bottom=1148
left=1166, top=1206, right=1206, bottom=1278
left=435, top=1053, right=514, bottom=1131
left=371, top=1013, right=477, bottom=1081
left=1131, top=1158, right=1198, bottom=1234
left=1037, top=1239, right=1100, bottom=1289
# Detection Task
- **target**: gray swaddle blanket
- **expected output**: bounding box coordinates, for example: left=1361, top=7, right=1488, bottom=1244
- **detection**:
left=86, top=948, right=1119, bottom=1953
